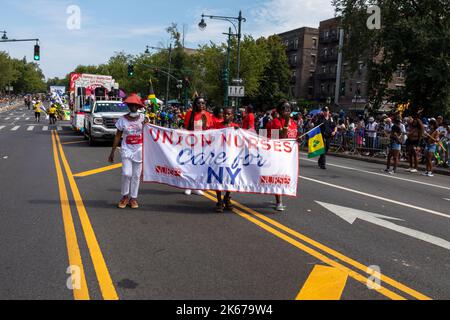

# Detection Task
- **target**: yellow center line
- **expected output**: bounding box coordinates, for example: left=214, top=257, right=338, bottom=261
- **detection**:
left=203, top=191, right=431, bottom=300
left=61, top=140, right=87, bottom=145
left=51, top=131, right=90, bottom=300
left=74, top=164, right=123, bottom=178
left=55, top=132, right=119, bottom=300
left=296, top=265, right=348, bottom=300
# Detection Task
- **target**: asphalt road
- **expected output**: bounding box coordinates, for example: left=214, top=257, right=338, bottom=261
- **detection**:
left=1, top=105, right=449, bottom=300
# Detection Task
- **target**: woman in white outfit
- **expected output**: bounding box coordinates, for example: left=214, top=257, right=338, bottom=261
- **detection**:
left=108, top=94, right=148, bottom=209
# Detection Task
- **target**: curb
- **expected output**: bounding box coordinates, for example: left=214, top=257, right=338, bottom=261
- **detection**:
left=328, top=152, right=450, bottom=177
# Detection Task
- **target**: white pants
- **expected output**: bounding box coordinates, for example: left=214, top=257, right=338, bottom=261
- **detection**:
left=121, top=158, right=142, bottom=199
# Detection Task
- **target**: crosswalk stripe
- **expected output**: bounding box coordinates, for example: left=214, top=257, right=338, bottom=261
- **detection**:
left=43, top=126, right=48, bottom=131
left=15, top=118, right=20, bottom=120
left=26, top=117, right=30, bottom=120
left=11, top=126, right=20, bottom=131
left=0, top=126, right=5, bottom=130
left=5, top=118, right=10, bottom=120
left=27, top=126, right=35, bottom=131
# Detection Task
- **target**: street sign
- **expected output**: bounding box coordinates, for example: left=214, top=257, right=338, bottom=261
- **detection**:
left=228, top=86, right=245, bottom=97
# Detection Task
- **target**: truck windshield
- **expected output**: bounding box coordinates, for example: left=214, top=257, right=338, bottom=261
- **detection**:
left=95, top=102, right=128, bottom=113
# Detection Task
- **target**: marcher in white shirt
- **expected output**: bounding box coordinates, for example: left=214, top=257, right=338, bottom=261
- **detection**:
left=108, top=94, right=148, bottom=209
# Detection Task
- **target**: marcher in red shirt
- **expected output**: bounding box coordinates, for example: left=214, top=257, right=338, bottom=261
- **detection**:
left=242, top=104, right=255, bottom=131
left=265, top=100, right=298, bottom=212
left=183, top=97, right=212, bottom=196
left=213, top=107, right=239, bottom=212
left=211, top=107, right=225, bottom=129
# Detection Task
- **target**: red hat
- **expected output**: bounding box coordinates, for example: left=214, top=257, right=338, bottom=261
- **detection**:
left=124, top=94, right=145, bottom=107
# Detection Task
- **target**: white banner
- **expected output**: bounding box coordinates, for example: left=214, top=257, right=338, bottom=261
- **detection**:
left=143, top=124, right=299, bottom=197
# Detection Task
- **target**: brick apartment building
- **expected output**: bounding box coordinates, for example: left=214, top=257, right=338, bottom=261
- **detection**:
left=278, top=27, right=319, bottom=101
left=279, top=17, right=405, bottom=113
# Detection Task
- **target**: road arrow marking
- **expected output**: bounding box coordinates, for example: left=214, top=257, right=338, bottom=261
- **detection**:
left=296, top=265, right=348, bottom=300
left=316, top=202, right=450, bottom=250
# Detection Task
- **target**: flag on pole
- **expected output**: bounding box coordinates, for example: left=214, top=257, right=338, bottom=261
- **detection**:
left=308, top=126, right=326, bottom=159
left=148, top=79, right=159, bottom=111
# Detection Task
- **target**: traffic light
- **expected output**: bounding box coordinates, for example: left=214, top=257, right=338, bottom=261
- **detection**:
left=128, top=64, right=134, bottom=77
left=34, top=44, right=40, bottom=61
left=222, top=69, right=229, bottom=84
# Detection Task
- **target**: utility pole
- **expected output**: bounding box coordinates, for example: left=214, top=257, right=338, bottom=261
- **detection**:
left=334, top=28, right=344, bottom=106
left=223, top=28, right=232, bottom=107
left=165, top=43, right=172, bottom=108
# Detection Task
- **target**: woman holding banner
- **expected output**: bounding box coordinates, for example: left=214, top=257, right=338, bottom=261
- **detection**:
left=183, top=96, right=213, bottom=196
left=212, top=106, right=240, bottom=212
left=266, top=100, right=298, bottom=212
left=108, top=94, right=148, bottom=209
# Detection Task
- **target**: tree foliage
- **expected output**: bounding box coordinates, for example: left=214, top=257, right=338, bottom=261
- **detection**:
left=61, top=24, right=292, bottom=110
left=333, top=0, right=450, bottom=116
left=0, top=52, right=46, bottom=94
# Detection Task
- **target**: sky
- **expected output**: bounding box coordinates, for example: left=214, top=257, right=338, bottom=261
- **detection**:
left=0, top=0, right=335, bottom=79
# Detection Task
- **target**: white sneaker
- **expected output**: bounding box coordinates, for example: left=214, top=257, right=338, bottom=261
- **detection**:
left=275, top=203, right=286, bottom=212
left=184, top=189, right=192, bottom=196
left=388, top=170, right=395, bottom=175
left=194, top=190, right=204, bottom=196
left=427, top=172, right=434, bottom=177
left=422, top=172, right=429, bottom=176
left=410, top=169, right=418, bottom=173
left=405, top=168, right=412, bottom=172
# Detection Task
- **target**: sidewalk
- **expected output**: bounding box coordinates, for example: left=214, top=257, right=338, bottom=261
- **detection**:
left=328, top=151, right=450, bottom=177
left=0, top=102, right=22, bottom=113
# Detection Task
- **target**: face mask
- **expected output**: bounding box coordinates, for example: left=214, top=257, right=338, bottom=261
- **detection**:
left=129, top=112, right=139, bottom=117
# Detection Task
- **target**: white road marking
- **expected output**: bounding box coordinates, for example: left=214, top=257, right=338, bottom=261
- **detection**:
left=11, top=126, right=20, bottom=131
left=5, top=118, right=10, bottom=120
left=317, top=201, right=450, bottom=250
left=57, top=126, right=63, bottom=131
left=27, top=126, right=35, bottom=131
left=301, top=175, right=450, bottom=220
left=42, top=126, right=48, bottom=131
left=25, top=117, right=30, bottom=120
left=15, top=118, right=20, bottom=120
left=0, top=126, right=5, bottom=130
left=301, top=156, right=450, bottom=191
left=444, top=198, right=450, bottom=202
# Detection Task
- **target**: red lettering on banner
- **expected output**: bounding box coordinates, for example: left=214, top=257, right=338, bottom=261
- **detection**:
left=162, top=131, right=173, bottom=144
left=234, top=135, right=245, bottom=148
left=221, top=133, right=232, bottom=147
left=247, top=137, right=258, bottom=151
left=202, top=134, right=213, bottom=147
left=283, top=141, right=293, bottom=153
left=186, top=134, right=198, bottom=147
left=273, top=141, right=282, bottom=152
left=260, top=175, right=291, bottom=185
left=155, top=166, right=182, bottom=177
left=149, top=128, right=161, bottom=142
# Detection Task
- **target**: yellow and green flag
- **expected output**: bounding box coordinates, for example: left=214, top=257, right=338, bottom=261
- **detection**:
left=308, top=126, right=326, bottom=159
left=148, top=79, right=159, bottom=111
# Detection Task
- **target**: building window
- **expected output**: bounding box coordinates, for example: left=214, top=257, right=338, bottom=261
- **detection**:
left=284, top=40, right=289, bottom=46
left=312, top=38, right=317, bottom=49
left=292, top=70, right=297, bottom=77
left=322, top=65, right=327, bottom=73
left=292, top=54, right=297, bottom=64
left=311, top=54, right=316, bottom=65
left=294, top=39, right=299, bottom=49
left=323, top=48, right=328, bottom=57
left=321, top=83, right=325, bottom=93
left=324, top=30, right=329, bottom=39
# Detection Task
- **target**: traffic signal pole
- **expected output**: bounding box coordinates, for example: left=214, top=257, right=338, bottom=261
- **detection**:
left=223, top=28, right=232, bottom=107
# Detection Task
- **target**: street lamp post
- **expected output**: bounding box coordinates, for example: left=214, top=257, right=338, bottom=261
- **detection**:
left=199, top=11, right=246, bottom=107
left=145, top=44, right=173, bottom=108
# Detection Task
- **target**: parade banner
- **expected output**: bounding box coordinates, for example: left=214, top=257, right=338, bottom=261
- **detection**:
left=143, top=124, right=299, bottom=196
